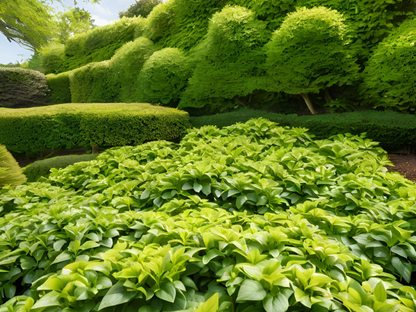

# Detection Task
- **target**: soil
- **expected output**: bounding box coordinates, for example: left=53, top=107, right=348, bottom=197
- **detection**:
left=387, top=154, right=416, bottom=182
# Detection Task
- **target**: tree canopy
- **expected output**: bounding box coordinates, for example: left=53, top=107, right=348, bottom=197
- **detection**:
left=0, top=0, right=99, bottom=50
left=119, top=0, right=162, bottom=18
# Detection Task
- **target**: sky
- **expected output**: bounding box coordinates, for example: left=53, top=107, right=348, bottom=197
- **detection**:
left=0, top=0, right=137, bottom=64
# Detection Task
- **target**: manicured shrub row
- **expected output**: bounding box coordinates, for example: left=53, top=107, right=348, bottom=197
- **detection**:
left=41, top=17, right=146, bottom=74
left=23, top=154, right=98, bottom=182
left=45, top=71, right=73, bottom=104
left=0, top=104, right=190, bottom=154
left=0, top=145, right=26, bottom=189
left=190, top=109, right=416, bottom=150
left=0, top=68, right=48, bottom=108
left=1, top=119, right=416, bottom=310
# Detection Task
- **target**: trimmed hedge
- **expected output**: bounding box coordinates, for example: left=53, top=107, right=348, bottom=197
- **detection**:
left=23, top=154, right=98, bottom=182
left=190, top=109, right=416, bottom=150
left=0, top=68, right=48, bottom=107
left=46, top=71, right=73, bottom=104
left=0, top=103, right=191, bottom=154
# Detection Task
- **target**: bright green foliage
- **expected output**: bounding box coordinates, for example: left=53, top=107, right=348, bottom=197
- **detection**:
left=46, top=71, right=73, bottom=104
left=136, top=48, right=192, bottom=107
left=180, top=6, right=269, bottom=112
left=0, top=104, right=190, bottom=154
left=54, top=7, right=95, bottom=44
left=190, top=109, right=416, bottom=150
left=1, top=119, right=416, bottom=310
left=144, top=0, right=177, bottom=43
left=39, top=42, right=66, bottom=75
left=40, top=17, right=143, bottom=74
left=23, top=154, right=98, bottom=182
left=361, top=18, right=416, bottom=111
left=0, top=145, right=26, bottom=188
left=111, top=37, right=156, bottom=102
left=265, top=7, right=359, bottom=111
left=70, top=61, right=117, bottom=103
left=133, top=16, right=149, bottom=39
left=119, top=0, right=162, bottom=18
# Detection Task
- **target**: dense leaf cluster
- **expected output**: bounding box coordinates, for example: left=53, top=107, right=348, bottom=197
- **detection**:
left=1, top=119, right=416, bottom=311
left=0, top=145, right=26, bottom=189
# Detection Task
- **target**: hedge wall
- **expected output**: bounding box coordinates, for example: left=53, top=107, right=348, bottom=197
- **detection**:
left=0, top=68, right=49, bottom=107
left=46, top=71, right=73, bottom=104
left=0, top=104, right=191, bottom=154
left=190, top=109, right=416, bottom=150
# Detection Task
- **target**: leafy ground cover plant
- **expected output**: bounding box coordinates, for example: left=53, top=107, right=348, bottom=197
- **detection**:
left=1, top=118, right=416, bottom=311
left=0, top=145, right=26, bottom=188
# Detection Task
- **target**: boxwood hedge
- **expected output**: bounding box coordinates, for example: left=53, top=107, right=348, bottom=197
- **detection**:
left=0, top=104, right=191, bottom=154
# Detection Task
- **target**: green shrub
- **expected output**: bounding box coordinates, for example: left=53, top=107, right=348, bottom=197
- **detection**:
left=46, top=71, right=73, bottom=104
left=39, top=41, right=66, bottom=74
left=361, top=18, right=416, bottom=111
left=111, top=37, right=156, bottom=102
left=0, top=68, right=49, bottom=107
left=0, top=145, right=26, bottom=188
left=1, top=119, right=416, bottom=309
left=69, top=61, right=117, bottom=103
left=133, top=16, right=149, bottom=39
left=0, top=103, right=190, bottom=154
left=23, top=154, right=98, bottom=182
left=265, top=7, right=359, bottom=115
left=190, top=108, right=416, bottom=150
left=144, top=0, right=177, bottom=43
left=179, top=6, right=269, bottom=112
left=136, top=48, right=192, bottom=106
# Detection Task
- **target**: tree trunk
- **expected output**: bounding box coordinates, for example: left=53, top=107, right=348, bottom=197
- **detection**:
left=299, top=93, right=317, bottom=115
left=323, top=89, right=333, bottom=104
left=91, top=143, right=99, bottom=154
left=233, top=96, right=247, bottom=108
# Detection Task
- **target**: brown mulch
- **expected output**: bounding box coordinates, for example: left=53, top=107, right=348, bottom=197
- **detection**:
left=386, top=154, right=416, bottom=182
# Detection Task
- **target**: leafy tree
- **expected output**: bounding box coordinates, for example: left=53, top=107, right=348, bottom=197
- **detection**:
left=0, top=0, right=99, bottom=50
left=136, top=48, right=192, bottom=106
left=265, top=6, right=359, bottom=115
left=119, top=0, right=162, bottom=18
left=361, top=18, right=416, bottom=111
left=179, top=5, right=269, bottom=112
left=54, top=7, right=95, bottom=44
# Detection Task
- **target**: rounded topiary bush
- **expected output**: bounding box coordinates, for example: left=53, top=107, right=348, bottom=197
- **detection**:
left=39, top=42, right=66, bottom=75
left=0, top=68, right=49, bottom=107
left=361, top=18, right=416, bottom=111
left=179, top=5, right=269, bottom=112
left=111, top=37, right=156, bottom=102
left=265, top=6, right=359, bottom=114
left=135, top=48, right=192, bottom=107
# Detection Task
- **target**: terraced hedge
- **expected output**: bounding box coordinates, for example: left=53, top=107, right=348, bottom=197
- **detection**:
left=0, top=118, right=416, bottom=311
left=0, top=104, right=190, bottom=154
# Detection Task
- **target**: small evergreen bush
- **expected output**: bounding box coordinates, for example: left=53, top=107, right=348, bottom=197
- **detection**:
left=179, top=5, right=269, bottom=112
left=23, top=154, right=98, bottom=182
left=265, top=7, right=359, bottom=115
left=111, top=37, right=156, bottom=102
left=136, top=48, right=192, bottom=106
left=0, top=145, right=26, bottom=188
left=361, top=18, right=416, bottom=111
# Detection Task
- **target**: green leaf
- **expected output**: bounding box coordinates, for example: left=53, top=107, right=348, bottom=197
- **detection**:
left=196, top=293, right=219, bottom=312
left=236, top=195, right=247, bottom=209
left=32, top=291, right=61, bottom=310
left=98, top=281, right=137, bottom=310
left=263, top=294, right=289, bottom=312
left=155, top=280, right=176, bottom=303
left=392, top=257, right=412, bottom=283
left=237, top=280, right=266, bottom=301
left=203, top=249, right=223, bottom=265
left=373, top=282, right=387, bottom=302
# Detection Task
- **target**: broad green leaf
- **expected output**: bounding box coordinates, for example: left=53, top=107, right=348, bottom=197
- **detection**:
left=155, top=280, right=176, bottom=303
left=196, top=293, right=219, bottom=312
left=98, top=281, right=137, bottom=310
left=263, top=294, right=289, bottom=312
left=237, top=280, right=266, bottom=301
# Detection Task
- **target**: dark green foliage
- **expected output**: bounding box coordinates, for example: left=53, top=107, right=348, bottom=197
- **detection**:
left=0, top=68, right=48, bottom=107
left=119, top=0, right=162, bottom=18
left=40, top=17, right=143, bottom=74
left=361, top=18, right=416, bottom=111
left=70, top=61, right=117, bottom=103
left=0, top=145, right=26, bottom=188
left=46, top=71, right=73, bottom=104
left=136, top=48, right=192, bottom=106
left=265, top=7, right=359, bottom=97
left=23, top=154, right=98, bottom=182
left=179, top=6, right=269, bottom=112
left=190, top=108, right=416, bottom=150
left=0, top=103, right=190, bottom=154
left=111, top=37, right=156, bottom=102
